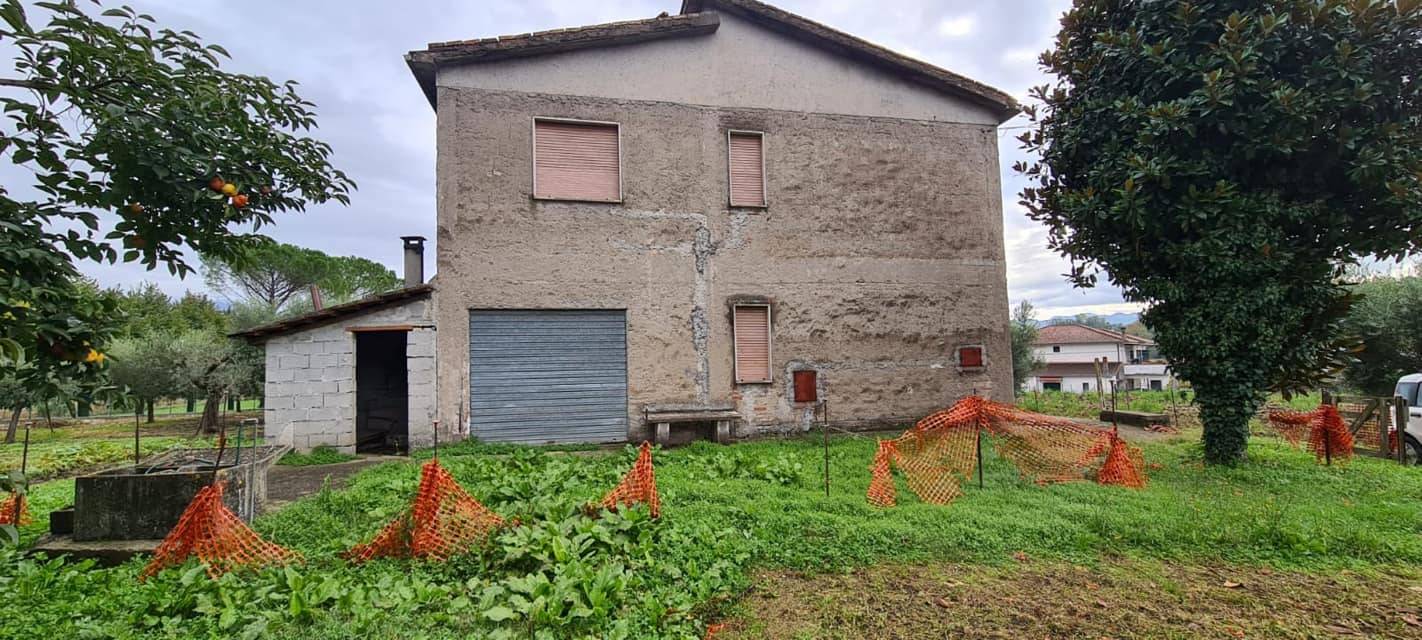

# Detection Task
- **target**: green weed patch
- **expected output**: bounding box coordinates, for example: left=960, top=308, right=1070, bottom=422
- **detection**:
left=2, top=433, right=1419, bottom=638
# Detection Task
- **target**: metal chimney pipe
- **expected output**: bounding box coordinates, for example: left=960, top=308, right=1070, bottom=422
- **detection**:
left=400, top=236, right=426, bottom=287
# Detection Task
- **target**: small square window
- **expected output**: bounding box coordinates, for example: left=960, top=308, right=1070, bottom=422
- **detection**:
left=958, top=346, right=984, bottom=368
left=1052, top=345, right=1061, bottom=353
left=533, top=118, right=621, bottom=202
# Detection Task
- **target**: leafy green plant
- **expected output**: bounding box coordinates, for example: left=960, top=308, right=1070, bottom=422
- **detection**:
left=2, top=432, right=1420, bottom=638
left=278, top=446, right=358, bottom=467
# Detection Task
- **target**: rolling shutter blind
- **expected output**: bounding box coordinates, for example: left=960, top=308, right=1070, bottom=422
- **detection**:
left=733, top=305, right=771, bottom=384
left=534, top=120, right=620, bottom=202
left=728, top=132, right=765, bottom=207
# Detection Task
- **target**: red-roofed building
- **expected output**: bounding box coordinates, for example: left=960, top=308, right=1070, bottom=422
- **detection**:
left=1027, top=324, right=1173, bottom=393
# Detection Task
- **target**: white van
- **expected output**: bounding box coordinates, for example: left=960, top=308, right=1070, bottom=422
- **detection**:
left=1394, top=373, right=1421, bottom=464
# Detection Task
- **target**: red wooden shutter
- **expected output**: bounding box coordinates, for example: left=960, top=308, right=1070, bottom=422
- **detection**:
left=728, top=132, right=765, bottom=207
left=959, top=346, right=984, bottom=368
left=793, top=370, right=818, bottom=403
left=733, top=305, right=771, bottom=383
left=534, top=120, right=620, bottom=202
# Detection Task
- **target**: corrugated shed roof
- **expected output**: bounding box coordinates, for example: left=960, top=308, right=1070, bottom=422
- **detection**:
left=1034, top=324, right=1154, bottom=346
left=231, top=284, right=433, bottom=342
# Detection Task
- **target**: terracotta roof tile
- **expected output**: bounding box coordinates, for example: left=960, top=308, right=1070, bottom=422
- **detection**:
left=232, top=284, right=433, bottom=342
left=1034, top=324, right=1154, bottom=346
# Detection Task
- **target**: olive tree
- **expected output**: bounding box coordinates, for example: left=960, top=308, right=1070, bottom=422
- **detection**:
left=1020, top=0, right=1422, bottom=463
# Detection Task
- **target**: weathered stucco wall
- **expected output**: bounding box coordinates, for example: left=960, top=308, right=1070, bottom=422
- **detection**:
left=263, top=299, right=437, bottom=452
left=438, top=12, right=1001, bottom=126
left=432, top=85, right=1011, bottom=440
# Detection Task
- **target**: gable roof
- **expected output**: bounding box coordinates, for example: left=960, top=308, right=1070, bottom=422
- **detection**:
left=1034, top=324, right=1154, bottom=347
left=679, top=0, right=1017, bottom=121
left=406, top=1, right=1018, bottom=121
left=231, top=284, right=433, bottom=342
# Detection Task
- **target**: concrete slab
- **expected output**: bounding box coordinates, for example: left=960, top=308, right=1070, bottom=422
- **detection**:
left=29, top=534, right=160, bottom=566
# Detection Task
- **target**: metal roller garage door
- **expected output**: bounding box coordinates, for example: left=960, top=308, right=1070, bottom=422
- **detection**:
left=469, top=309, right=628, bottom=443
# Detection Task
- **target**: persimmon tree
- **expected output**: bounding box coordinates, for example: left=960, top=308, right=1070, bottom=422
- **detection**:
left=0, top=1, right=352, bottom=402
left=1020, top=0, right=1422, bottom=463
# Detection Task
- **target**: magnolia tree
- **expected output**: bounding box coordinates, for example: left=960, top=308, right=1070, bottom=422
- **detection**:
left=1020, top=0, right=1422, bottom=463
left=0, top=1, right=352, bottom=406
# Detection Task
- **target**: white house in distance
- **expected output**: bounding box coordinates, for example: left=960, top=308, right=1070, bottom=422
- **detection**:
left=1026, top=324, right=1173, bottom=393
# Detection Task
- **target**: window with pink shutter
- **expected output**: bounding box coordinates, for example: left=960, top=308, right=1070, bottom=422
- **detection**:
left=533, top=119, right=621, bottom=202
left=733, top=304, right=772, bottom=384
left=727, top=131, right=766, bottom=207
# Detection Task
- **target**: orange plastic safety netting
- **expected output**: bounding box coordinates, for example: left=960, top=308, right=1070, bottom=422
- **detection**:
left=345, top=459, right=505, bottom=562
left=1266, top=405, right=1354, bottom=464
left=867, top=396, right=1147, bottom=507
left=0, top=491, right=29, bottom=526
left=600, top=441, right=660, bottom=518
left=141, top=482, right=300, bottom=580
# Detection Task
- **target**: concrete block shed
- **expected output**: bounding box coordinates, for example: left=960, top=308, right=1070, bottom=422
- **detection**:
left=235, top=239, right=437, bottom=453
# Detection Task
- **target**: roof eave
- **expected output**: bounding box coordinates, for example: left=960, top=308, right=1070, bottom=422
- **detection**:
left=406, top=12, right=722, bottom=111
left=231, top=284, right=434, bottom=342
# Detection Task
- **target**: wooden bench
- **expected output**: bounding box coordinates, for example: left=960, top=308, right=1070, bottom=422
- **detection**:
left=644, top=403, right=740, bottom=445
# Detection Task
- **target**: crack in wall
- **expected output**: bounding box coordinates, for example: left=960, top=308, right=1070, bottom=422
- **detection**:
left=691, top=224, right=712, bottom=403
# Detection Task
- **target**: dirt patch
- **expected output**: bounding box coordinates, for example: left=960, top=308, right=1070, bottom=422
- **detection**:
left=719, top=559, right=1422, bottom=639
left=264, top=456, right=404, bottom=509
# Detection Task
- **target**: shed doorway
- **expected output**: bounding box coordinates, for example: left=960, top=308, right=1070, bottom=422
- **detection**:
left=356, top=331, right=408, bottom=454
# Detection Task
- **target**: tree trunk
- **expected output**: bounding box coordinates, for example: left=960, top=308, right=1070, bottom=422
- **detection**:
left=146, top=398, right=155, bottom=424
left=1196, top=381, right=1259, bottom=464
left=4, top=406, right=19, bottom=444
left=196, top=390, right=222, bottom=435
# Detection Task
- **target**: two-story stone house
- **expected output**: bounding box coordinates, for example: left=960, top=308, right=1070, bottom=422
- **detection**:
left=240, top=0, right=1018, bottom=451
left=1026, top=324, right=1173, bottom=394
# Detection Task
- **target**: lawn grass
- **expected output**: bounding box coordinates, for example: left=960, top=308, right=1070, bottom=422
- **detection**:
left=3, top=429, right=1418, bottom=638
left=0, top=411, right=262, bottom=480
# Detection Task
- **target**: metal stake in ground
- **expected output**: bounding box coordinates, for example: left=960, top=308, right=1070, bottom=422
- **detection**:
left=820, top=400, right=830, bottom=498
left=134, top=405, right=141, bottom=467
left=1319, top=423, right=1330, bottom=466
left=976, top=423, right=984, bottom=490
left=432, top=419, right=440, bottom=460
left=20, top=422, right=31, bottom=475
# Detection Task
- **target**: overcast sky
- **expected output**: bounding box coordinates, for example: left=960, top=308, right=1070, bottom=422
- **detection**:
left=60, top=0, right=1141, bottom=319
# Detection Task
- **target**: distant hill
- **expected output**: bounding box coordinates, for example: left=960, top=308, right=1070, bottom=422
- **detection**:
left=1037, top=312, right=1139, bottom=329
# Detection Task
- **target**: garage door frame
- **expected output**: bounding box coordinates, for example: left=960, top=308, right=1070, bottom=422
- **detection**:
left=468, top=309, right=629, bottom=444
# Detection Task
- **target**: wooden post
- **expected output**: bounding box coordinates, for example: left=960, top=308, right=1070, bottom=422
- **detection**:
left=1378, top=399, right=1391, bottom=459
left=1168, top=379, right=1180, bottom=427
left=1109, top=381, right=1119, bottom=431
left=133, top=409, right=140, bottom=467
